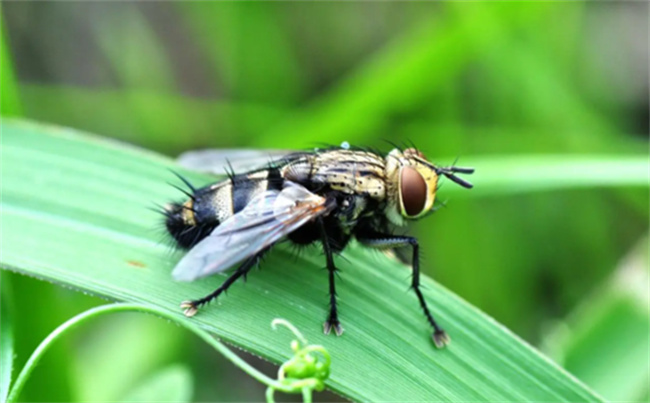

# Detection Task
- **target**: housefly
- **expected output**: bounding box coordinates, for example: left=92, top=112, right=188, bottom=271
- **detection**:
left=163, top=145, right=474, bottom=348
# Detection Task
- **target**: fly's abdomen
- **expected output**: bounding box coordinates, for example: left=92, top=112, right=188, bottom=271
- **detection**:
left=164, top=191, right=221, bottom=249
left=165, top=167, right=284, bottom=249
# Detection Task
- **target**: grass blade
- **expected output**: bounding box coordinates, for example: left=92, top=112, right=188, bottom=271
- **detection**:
left=1, top=119, right=603, bottom=401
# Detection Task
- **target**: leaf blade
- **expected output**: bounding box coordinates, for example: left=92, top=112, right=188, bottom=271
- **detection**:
left=0, top=119, right=604, bottom=402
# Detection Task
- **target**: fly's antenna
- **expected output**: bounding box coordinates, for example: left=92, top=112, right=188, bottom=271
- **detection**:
left=423, top=159, right=474, bottom=189
left=436, top=165, right=475, bottom=189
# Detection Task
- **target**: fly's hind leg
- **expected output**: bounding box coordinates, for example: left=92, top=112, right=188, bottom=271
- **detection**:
left=181, top=251, right=266, bottom=317
left=317, top=217, right=344, bottom=336
left=357, top=233, right=450, bottom=348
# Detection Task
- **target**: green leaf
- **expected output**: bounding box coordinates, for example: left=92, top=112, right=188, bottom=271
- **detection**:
left=0, top=275, right=14, bottom=403
left=0, top=119, right=610, bottom=401
left=120, top=364, right=193, bottom=403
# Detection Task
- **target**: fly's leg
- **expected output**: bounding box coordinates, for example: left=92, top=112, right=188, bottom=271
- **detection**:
left=317, top=217, right=344, bottom=336
left=181, top=251, right=265, bottom=317
left=358, top=234, right=450, bottom=348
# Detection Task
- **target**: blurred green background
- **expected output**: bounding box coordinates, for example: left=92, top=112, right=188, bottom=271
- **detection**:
left=1, top=2, right=648, bottom=402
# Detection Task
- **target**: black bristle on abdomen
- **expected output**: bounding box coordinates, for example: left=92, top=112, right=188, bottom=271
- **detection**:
left=164, top=202, right=218, bottom=249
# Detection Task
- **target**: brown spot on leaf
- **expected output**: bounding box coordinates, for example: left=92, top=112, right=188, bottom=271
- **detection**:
left=126, top=260, right=147, bottom=268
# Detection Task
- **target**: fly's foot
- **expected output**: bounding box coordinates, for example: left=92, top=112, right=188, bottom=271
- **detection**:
left=323, top=318, right=344, bottom=336
left=432, top=329, right=450, bottom=349
left=180, top=300, right=199, bottom=317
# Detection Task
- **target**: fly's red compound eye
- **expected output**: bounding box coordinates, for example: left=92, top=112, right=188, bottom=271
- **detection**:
left=400, top=166, right=427, bottom=217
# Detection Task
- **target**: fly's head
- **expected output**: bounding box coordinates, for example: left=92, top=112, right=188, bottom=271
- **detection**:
left=384, top=148, right=474, bottom=226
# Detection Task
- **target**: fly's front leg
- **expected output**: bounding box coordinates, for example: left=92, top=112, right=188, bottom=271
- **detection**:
left=317, top=217, right=344, bottom=336
left=181, top=250, right=266, bottom=317
left=358, top=234, right=450, bottom=348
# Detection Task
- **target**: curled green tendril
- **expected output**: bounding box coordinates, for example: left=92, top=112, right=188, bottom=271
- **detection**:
left=267, top=319, right=331, bottom=403
left=5, top=306, right=328, bottom=403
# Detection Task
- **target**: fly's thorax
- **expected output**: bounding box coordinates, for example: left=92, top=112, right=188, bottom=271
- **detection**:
left=335, top=194, right=370, bottom=231
left=284, top=150, right=387, bottom=199
left=384, top=148, right=439, bottom=226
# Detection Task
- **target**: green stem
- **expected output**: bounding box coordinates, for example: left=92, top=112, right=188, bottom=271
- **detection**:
left=6, top=303, right=297, bottom=403
left=271, top=318, right=308, bottom=345
left=302, top=387, right=313, bottom=403
left=266, top=387, right=276, bottom=403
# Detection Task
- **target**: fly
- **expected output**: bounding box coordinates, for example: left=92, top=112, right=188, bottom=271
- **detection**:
left=163, top=146, right=474, bottom=348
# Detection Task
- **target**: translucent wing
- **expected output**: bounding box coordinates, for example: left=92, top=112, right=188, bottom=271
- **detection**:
left=177, top=149, right=296, bottom=175
left=172, top=182, right=332, bottom=281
